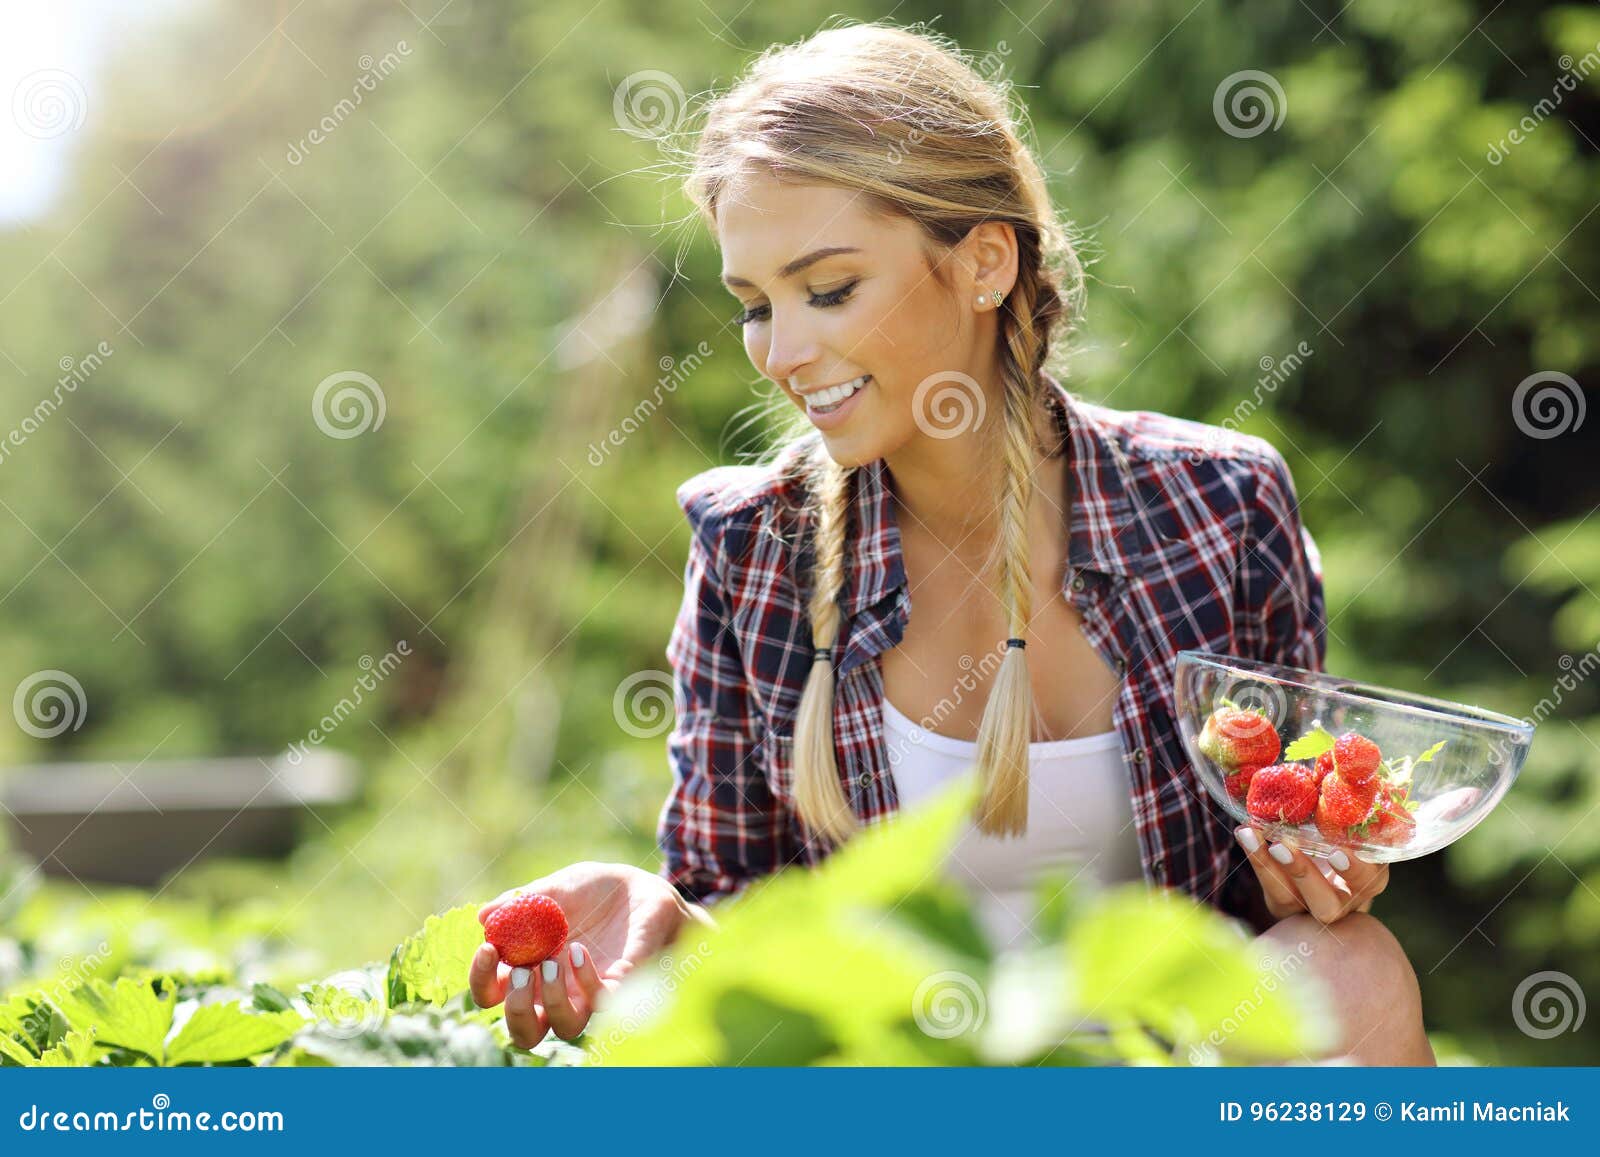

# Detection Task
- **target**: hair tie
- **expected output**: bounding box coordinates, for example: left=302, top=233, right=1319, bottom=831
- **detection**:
left=812, top=645, right=835, bottom=664
left=1005, top=637, right=1027, bottom=650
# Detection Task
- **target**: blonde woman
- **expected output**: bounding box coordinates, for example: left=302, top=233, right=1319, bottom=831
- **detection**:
left=471, top=21, right=1435, bottom=1066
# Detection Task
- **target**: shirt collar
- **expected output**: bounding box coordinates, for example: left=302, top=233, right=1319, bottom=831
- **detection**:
left=842, top=372, right=1152, bottom=616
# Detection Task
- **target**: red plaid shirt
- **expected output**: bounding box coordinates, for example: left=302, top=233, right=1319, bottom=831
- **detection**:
left=656, top=374, right=1326, bottom=935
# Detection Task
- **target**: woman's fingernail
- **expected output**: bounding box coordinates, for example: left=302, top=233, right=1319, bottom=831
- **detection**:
left=570, top=943, right=585, bottom=969
left=511, top=967, right=530, bottom=990
left=542, top=958, right=559, bottom=983
left=1330, top=850, right=1350, bottom=871
left=1269, top=843, right=1294, bottom=865
left=1237, top=828, right=1260, bottom=854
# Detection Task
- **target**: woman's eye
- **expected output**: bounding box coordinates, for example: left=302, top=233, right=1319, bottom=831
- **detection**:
left=809, top=280, right=858, bottom=307
left=731, top=281, right=858, bottom=327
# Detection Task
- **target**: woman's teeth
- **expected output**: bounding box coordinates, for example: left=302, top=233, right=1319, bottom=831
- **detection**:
left=806, top=375, right=870, bottom=413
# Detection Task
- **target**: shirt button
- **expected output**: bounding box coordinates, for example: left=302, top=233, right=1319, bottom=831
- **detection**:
left=857, top=773, right=872, bottom=789
left=1115, top=658, right=1127, bottom=676
left=1131, top=749, right=1146, bottom=764
left=1152, top=863, right=1167, bottom=881
left=1071, top=574, right=1086, bottom=592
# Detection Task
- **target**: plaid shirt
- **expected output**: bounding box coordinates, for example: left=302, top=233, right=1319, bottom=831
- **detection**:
left=656, top=374, right=1326, bottom=935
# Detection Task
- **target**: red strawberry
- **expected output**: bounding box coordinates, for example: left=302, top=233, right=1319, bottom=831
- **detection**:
left=1223, top=762, right=1267, bottom=800
left=1314, top=771, right=1379, bottom=842
left=483, top=892, right=569, bottom=967
left=1198, top=707, right=1281, bottom=773
left=1245, top=762, right=1319, bottom=824
left=1332, top=732, right=1382, bottom=784
left=1313, top=750, right=1335, bottom=785
left=1356, top=783, right=1417, bottom=847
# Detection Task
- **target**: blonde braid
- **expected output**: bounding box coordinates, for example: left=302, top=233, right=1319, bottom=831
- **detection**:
left=972, top=232, right=1068, bottom=836
left=791, top=442, right=859, bottom=843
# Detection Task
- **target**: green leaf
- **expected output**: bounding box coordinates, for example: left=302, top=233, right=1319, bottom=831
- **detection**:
left=0, top=1029, right=37, bottom=1066
left=166, top=1003, right=307, bottom=1066
left=49, top=978, right=174, bottom=1063
left=1067, top=885, right=1336, bottom=1063
left=35, top=1026, right=99, bottom=1067
left=387, top=904, right=485, bottom=1007
left=1415, top=739, right=1447, bottom=764
left=1283, top=726, right=1336, bottom=760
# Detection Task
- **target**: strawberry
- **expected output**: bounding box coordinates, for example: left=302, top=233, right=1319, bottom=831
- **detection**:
left=483, top=892, right=569, bottom=967
left=1355, top=782, right=1417, bottom=847
left=1245, top=762, right=1319, bottom=824
left=1223, top=762, right=1267, bottom=801
left=1198, top=707, right=1281, bottom=773
left=1332, top=732, right=1382, bottom=785
left=1314, top=771, right=1379, bottom=842
left=1313, top=750, right=1335, bottom=785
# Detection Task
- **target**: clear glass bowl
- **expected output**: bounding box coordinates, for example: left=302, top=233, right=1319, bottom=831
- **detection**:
left=1174, top=650, right=1535, bottom=863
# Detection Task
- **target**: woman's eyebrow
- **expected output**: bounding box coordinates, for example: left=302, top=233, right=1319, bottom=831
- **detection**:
left=721, top=246, right=862, bottom=289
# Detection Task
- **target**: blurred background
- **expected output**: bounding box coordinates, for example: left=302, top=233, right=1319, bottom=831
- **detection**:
left=0, top=0, right=1595, bottom=1064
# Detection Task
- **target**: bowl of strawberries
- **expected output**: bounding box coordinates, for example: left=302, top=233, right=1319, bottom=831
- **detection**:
left=1174, top=650, right=1535, bottom=862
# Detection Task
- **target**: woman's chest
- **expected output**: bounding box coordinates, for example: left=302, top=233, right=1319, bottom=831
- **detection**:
left=877, top=527, right=1123, bottom=742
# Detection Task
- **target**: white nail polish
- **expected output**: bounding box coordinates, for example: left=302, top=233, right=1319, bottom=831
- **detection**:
left=1330, top=850, right=1350, bottom=871
left=570, top=943, right=585, bottom=968
left=1269, top=843, right=1294, bottom=865
left=511, top=967, right=530, bottom=990
left=1237, top=828, right=1260, bottom=854
left=542, top=958, right=558, bottom=983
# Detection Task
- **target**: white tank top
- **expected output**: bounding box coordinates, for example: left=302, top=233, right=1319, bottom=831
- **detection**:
left=882, top=695, right=1145, bottom=953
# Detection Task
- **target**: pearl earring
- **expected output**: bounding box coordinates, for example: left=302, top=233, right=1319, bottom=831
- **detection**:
left=977, top=289, right=1004, bottom=308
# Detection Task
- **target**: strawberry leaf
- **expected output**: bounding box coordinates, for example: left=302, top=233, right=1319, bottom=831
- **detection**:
left=1415, top=740, right=1447, bottom=764
left=1283, top=726, right=1335, bottom=760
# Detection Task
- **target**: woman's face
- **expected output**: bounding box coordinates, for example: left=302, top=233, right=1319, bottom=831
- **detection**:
left=716, top=171, right=995, bottom=468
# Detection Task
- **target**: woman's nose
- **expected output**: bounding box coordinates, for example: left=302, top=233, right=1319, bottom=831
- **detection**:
left=761, top=315, right=820, bottom=385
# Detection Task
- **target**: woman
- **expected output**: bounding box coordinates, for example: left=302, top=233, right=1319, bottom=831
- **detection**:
left=470, top=21, right=1435, bottom=1066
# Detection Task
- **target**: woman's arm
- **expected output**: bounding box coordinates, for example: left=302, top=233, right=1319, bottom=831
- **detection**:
left=1221, top=446, right=1331, bottom=933
left=656, top=497, right=800, bottom=907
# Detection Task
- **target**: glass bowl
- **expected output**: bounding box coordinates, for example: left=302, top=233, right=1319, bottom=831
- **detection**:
left=1174, top=650, right=1535, bottom=863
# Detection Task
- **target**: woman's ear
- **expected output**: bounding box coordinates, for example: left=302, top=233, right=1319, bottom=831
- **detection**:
left=962, top=220, right=1019, bottom=300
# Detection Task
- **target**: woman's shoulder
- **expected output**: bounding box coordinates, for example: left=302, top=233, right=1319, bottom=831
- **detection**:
left=673, top=436, right=818, bottom=572
left=1070, top=393, right=1287, bottom=469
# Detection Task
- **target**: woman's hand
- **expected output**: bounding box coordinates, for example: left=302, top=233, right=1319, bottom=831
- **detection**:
left=469, top=861, right=717, bottom=1047
left=1235, top=824, right=1389, bottom=925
